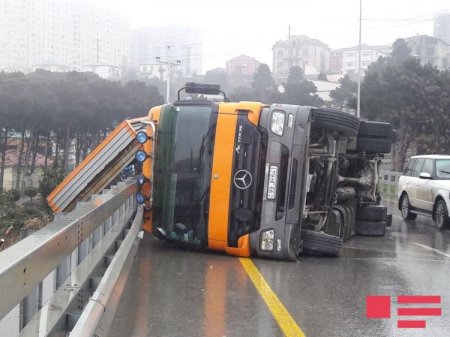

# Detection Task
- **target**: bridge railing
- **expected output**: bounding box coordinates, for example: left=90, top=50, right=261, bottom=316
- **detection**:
left=0, top=179, right=142, bottom=337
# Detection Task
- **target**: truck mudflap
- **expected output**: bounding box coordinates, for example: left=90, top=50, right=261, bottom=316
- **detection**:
left=47, top=118, right=146, bottom=212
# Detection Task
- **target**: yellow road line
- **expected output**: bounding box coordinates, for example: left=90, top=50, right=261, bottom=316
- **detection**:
left=239, top=258, right=306, bottom=337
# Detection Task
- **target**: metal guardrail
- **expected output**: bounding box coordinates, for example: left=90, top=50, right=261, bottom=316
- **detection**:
left=0, top=179, right=142, bottom=336
left=380, top=170, right=402, bottom=200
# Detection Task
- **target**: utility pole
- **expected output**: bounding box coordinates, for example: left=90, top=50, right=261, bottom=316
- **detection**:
left=96, top=38, right=100, bottom=63
left=156, top=46, right=181, bottom=103
left=288, top=25, right=292, bottom=70
left=357, top=0, right=362, bottom=118
left=186, top=46, right=192, bottom=78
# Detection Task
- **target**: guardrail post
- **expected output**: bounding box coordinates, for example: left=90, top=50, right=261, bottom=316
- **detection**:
left=19, top=228, right=42, bottom=331
left=56, top=255, right=71, bottom=290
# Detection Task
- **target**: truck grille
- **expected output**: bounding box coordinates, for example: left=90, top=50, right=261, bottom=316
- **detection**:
left=228, top=115, right=266, bottom=247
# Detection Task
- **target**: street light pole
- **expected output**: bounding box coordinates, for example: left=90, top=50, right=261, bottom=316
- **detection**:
left=156, top=46, right=181, bottom=103
left=357, top=0, right=362, bottom=118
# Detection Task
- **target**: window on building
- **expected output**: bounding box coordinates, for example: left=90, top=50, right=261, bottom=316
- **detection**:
left=277, top=62, right=284, bottom=70
left=277, top=50, right=284, bottom=58
left=362, top=51, right=372, bottom=57
left=346, top=62, right=354, bottom=67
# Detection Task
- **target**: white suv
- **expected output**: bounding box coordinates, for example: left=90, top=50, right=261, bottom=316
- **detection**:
left=398, top=155, right=450, bottom=229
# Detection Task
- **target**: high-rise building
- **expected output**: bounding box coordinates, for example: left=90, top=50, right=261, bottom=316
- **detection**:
left=130, top=25, right=202, bottom=79
left=434, top=13, right=450, bottom=45
left=0, top=0, right=129, bottom=79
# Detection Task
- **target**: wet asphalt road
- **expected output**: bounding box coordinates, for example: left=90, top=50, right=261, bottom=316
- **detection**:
left=110, top=202, right=450, bottom=337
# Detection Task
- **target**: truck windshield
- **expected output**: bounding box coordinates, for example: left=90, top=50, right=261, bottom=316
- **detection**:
left=153, top=104, right=217, bottom=246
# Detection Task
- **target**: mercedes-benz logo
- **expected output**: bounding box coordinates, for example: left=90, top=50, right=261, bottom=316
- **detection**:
left=233, top=169, right=252, bottom=190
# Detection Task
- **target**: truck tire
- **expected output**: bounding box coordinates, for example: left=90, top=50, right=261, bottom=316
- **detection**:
left=356, top=205, right=387, bottom=222
left=301, top=230, right=342, bottom=256
left=358, top=121, right=393, bottom=138
left=356, top=137, right=392, bottom=153
left=312, top=108, right=360, bottom=137
left=355, top=220, right=386, bottom=236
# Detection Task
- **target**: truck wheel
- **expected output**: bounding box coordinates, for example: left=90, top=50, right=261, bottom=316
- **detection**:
left=355, top=220, right=386, bottom=236
left=434, top=200, right=450, bottom=230
left=400, top=194, right=417, bottom=220
left=301, top=230, right=342, bottom=256
left=358, top=121, right=393, bottom=138
left=356, top=137, right=392, bottom=153
left=356, top=205, right=387, bottom=222
left=312, top=108, right=360, bottom=137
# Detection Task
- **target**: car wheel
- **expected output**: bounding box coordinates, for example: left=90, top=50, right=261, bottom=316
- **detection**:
left=301, top=230, right=342, bottom=257
left=355, top=220, right=386, bottom=236
left=312, top=108, right=360, bottom=137
left=434, top=200, right=450, bottom=230
left=400, top=194, right=417, bottom=220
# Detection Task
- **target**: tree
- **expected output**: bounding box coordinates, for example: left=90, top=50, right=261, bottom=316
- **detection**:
left=360, top=44, right=450, bottom=170
left=282, top=66, right=324, bottom=107
left=229, top=87, right=261, bottom=102
left=0, top=191, right=14, bottom=217
left=24, top=186, right=38, bottom=202
left=38, top=160, right=66, bottom=198
left=287, top=66, right=304, bottom=84
left=390, top=38, right=412, bottom=67
left=251, top=64, right=275, bottom=91
left=204, top=68, right=231, bottom=92
left=9, top=189, right=21, bottom=202
left=330, top=75, right=357, bottom=109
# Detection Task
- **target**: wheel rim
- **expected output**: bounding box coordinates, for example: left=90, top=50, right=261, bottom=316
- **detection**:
left=401, top=197, right=409, bottom=218
left=436, top=203, right=445, bottom=227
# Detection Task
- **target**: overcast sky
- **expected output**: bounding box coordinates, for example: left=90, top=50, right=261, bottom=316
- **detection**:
left=89, top=0, right=448, bottom=70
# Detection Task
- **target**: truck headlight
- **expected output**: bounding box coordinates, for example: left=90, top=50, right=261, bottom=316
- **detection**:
left=270, top=111, right=285, bottom=136
left=135, top=192, right=145, bottom=204
left=260, top=229, right=274, bottom=251
left=136, top=131, right=148, bottom=144
left=135, top=150, right=147, bottom=162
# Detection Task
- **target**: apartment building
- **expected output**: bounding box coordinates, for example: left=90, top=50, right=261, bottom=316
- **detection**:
left=406, top=35, right=449, bottom=70
left=272, top=35, right=330, bottom=83
left=337, top=44, right=390, bottom=76
left=225, top=54, right=260, bottom=86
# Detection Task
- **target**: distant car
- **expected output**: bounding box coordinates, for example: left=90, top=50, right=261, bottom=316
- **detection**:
left=398, top=155, right=450, bottom=229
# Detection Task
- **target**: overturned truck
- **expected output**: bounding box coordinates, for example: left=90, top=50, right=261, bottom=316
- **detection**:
left=133, top=83, right=395, bottom=261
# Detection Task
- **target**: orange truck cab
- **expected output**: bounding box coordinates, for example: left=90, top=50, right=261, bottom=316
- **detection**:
left=134, top=83, right=394, bottom=261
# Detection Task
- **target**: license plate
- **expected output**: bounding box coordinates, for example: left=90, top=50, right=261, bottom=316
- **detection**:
left=267, top=166, right=278, bottom=199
